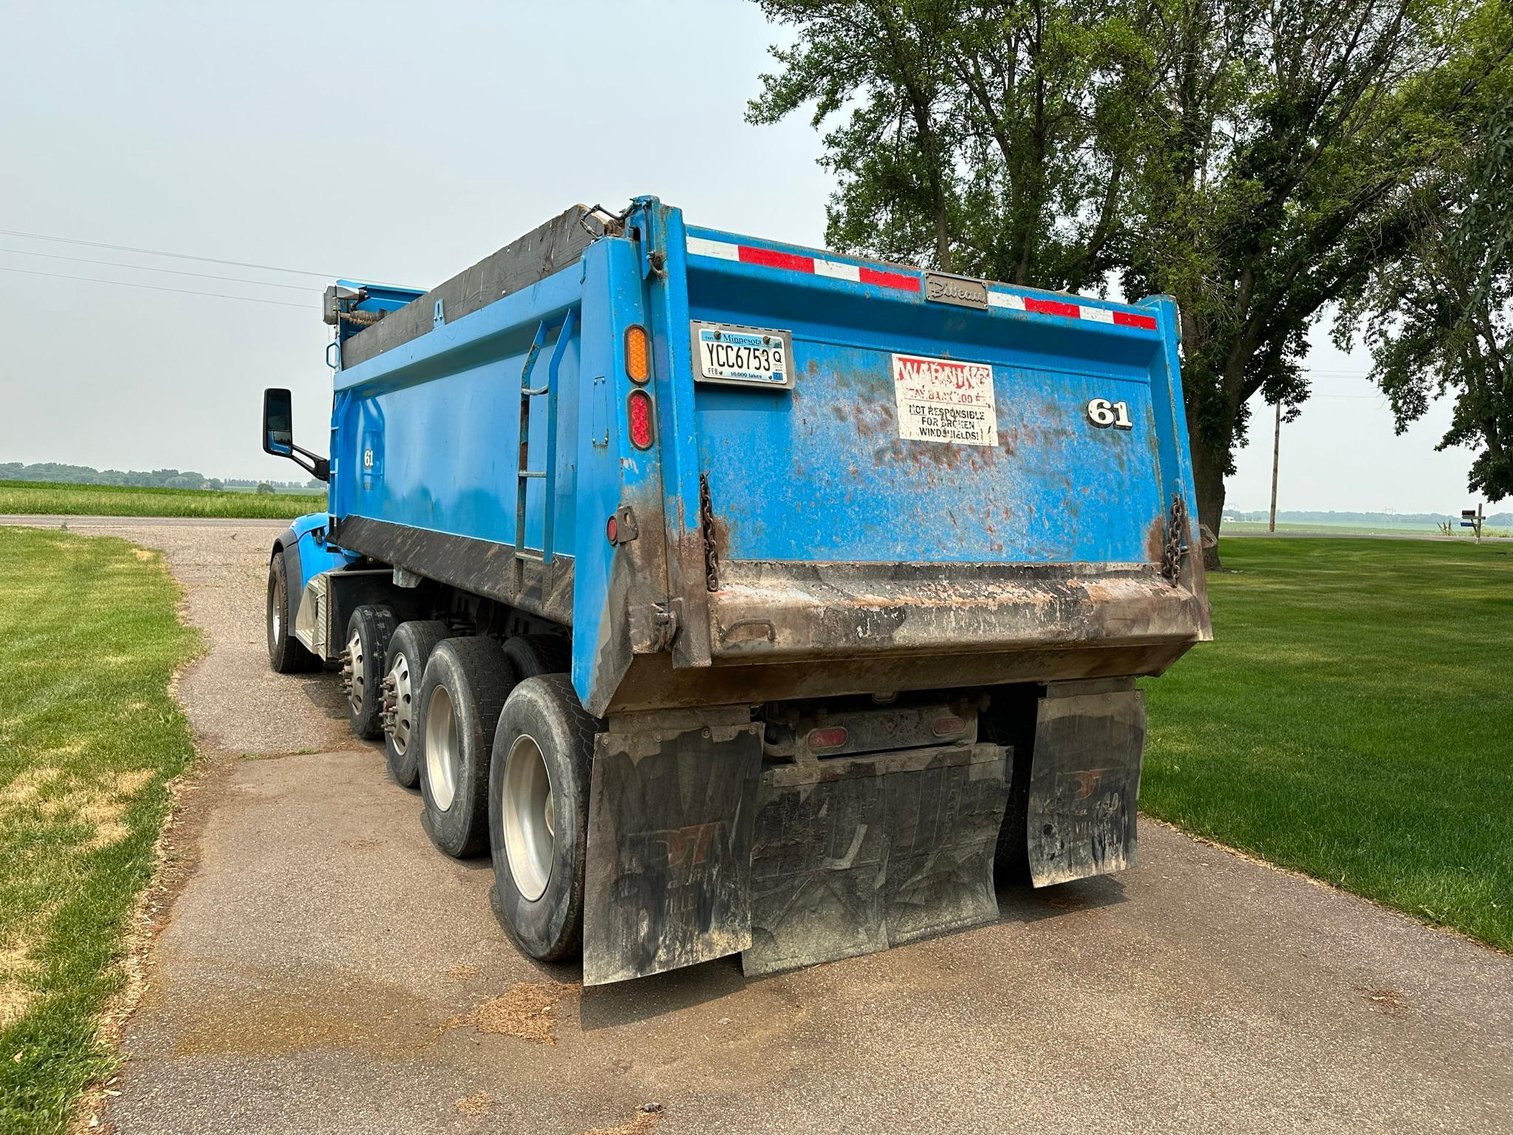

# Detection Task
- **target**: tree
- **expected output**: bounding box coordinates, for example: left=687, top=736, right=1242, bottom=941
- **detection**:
left=1334, top=3, right=1513, bottom=502
left=749, top=0, right=1151, bottom=292
left=255, top=482, right=275, bottom=495
left=749, top=0, right=1501, bottom=563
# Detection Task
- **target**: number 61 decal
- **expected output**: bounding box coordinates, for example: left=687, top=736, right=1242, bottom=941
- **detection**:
left=1086, top=398, right=1133, bottom=430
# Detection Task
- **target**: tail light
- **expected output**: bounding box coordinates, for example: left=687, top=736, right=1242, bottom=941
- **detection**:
left=625, top=325, right=650, bottom=383
left=627, top=389, right=655, bottom=449
left=806, top=726, right=848, bottom=751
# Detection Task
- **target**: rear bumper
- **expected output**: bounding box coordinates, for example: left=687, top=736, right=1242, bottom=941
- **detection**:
left=706, top=560, right=1211, bottom=661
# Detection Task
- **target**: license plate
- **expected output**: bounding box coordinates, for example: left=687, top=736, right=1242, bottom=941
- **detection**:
left=690, top=322, right=793, bottom=389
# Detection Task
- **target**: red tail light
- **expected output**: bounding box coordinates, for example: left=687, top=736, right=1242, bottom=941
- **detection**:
left=627, top=389, right=655, bottom=449
left=806, top=726, right=848, bottom=751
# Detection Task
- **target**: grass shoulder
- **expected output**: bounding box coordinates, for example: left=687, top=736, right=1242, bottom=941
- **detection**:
left=0, top=528, right=201, bottom=1133
left=1142, top=537, right=1512, bottom=952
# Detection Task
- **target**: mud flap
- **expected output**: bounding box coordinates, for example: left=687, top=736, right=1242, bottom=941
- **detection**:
left=581, top=722, right=763, bottom=986
left=742, top=744, right=1010, bottom=977
left=1027, top=685, right=1145, bottom=887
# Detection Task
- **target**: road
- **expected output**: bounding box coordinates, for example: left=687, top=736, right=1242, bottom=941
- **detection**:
left=10, top=518, right=1511, bottom=1134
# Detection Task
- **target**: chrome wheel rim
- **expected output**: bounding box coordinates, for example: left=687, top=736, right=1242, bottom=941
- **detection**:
left=424, top=685, right=460, bottom=811
left=389, top=653, right=415, bottom=754
left=501, top=733, right=554, bottom=902
left=346, top=630, right=365, bottom=713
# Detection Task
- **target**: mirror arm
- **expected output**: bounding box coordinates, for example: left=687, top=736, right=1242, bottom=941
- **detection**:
left=286, top=444, right=330, bottom=483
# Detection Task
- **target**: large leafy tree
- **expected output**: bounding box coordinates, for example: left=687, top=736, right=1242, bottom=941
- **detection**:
left=749, top=0, right=1153, bottom=290
left=749, top=0, right=1502, bottom=562
left=1335, top=3, right=1513, bottom=503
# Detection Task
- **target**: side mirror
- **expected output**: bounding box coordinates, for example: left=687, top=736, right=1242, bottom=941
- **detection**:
left=261, top=387, right=330, bottom=482
left=263, top=388, right=294, bottom=456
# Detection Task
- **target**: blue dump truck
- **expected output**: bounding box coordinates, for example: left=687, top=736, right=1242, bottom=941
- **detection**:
left=261, top=196, right=1211, bottom=984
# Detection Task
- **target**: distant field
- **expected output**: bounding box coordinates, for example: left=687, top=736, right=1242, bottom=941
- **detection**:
left=1225, top=520, right=1511, bottom=538
left=1226, top=520, right=1432, bottom=535
left=1142, top=538, right=1513, bottom=951
left=0, top=529, right=200, bottom=1133
left=0, top=481, right=325, bottom=520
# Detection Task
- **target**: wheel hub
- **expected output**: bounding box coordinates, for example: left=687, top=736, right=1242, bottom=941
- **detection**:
left=343, top=630, right=364, bottom=711
left=501, top=733, right=555, bottom=902
left=424, top=684, right=461, bottom=812
left=386, top=654, right=415, bottom=753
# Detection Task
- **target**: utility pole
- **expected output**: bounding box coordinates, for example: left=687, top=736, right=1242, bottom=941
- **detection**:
left=1268, top=400, right=1281, bottom=533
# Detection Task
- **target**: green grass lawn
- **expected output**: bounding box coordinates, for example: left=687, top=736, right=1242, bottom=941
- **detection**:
left=0, top=480, right=325, bottom=520
left=0, top=529, right=200, bottom=1133
left=1224, top=520, right=1513, bottom=537
left=1142, top=537, right=1513, bottom=951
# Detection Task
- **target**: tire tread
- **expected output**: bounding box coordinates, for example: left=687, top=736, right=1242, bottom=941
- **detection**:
left=489, top=674, right=601, bottom=961
left=346, top=604, right=398, bottom=739
left=267, top=553, right=319, bottom=674
left=418, top=636, right=517, bottom=858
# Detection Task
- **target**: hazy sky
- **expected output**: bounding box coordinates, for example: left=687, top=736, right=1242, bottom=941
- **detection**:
left=0, top=0, right=1483, bottom=514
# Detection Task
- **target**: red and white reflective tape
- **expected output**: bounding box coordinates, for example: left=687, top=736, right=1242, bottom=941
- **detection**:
left=686, top=236, right=919, bottom=293
left=686, top=234, right=1158, bottom=331
left=987, top=289, right=1157, bottom=330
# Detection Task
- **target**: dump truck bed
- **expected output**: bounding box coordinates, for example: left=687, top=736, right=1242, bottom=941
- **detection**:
left=325, top=196, right=1208, bottom=718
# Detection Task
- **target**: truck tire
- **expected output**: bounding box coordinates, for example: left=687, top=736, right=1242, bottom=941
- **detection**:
left=501, top=633, right=570, bottom=679
left=417, top=637, right=517, bottom=858
left=382, top=620, right=451, bottom=788
left=488, top=674, right=600, bottom=961
left=266, top=553, right=318, bottom=674
left=343, top=605, right=397, bottom=740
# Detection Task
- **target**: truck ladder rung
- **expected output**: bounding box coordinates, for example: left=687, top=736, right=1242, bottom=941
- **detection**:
left=513, top=309, right=577, bottom=575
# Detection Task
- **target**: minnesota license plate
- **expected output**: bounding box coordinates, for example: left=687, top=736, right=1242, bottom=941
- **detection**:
left=690, top=322, right=793, bottom=389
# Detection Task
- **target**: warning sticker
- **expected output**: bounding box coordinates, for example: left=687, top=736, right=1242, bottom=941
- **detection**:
left=891, top=353, right=997, bottom=446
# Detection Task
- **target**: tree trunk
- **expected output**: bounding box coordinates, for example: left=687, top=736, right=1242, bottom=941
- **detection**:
left=1190, top=436, right=1229, bottom=570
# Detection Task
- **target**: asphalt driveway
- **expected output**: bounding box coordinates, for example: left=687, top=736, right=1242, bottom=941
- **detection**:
left=19, top=518, right=1510, bottom=1135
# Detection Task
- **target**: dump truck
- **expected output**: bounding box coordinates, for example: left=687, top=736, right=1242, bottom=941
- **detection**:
left=260, top=196, right=1211, bottom=984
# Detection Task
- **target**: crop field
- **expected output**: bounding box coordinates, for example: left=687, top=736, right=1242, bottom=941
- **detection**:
left=1142, top=537, right=1513, bottom=951
left=0, top=529, right=199, bottom=1134
left=0, top=480, right=324, bottom=520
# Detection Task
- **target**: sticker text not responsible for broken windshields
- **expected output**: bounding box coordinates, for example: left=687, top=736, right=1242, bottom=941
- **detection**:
left=891, top=353, right=997, bottom=446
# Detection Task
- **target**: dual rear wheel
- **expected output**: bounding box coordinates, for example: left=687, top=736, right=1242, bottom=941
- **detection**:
left=283, top=573, right=594, bottom=961
left=360, top=616, right=593, bottom=961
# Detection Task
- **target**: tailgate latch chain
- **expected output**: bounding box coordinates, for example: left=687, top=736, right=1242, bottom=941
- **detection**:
left=699, top=473, right=721, bottom=592
left=1161, top=494, right=1189, bottom=586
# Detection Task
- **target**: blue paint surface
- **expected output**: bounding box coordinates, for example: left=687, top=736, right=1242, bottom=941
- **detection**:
left=284, top=510, right=356, bottom=593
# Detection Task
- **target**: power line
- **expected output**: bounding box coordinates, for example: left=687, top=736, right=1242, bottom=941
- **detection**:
left=0, top=228, right=418, bottom=289
left=0, top=264, right=311, bottom=309
left=0, top=227, right=338, bottom=278
left=0, top=246, right=313, bottom=292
